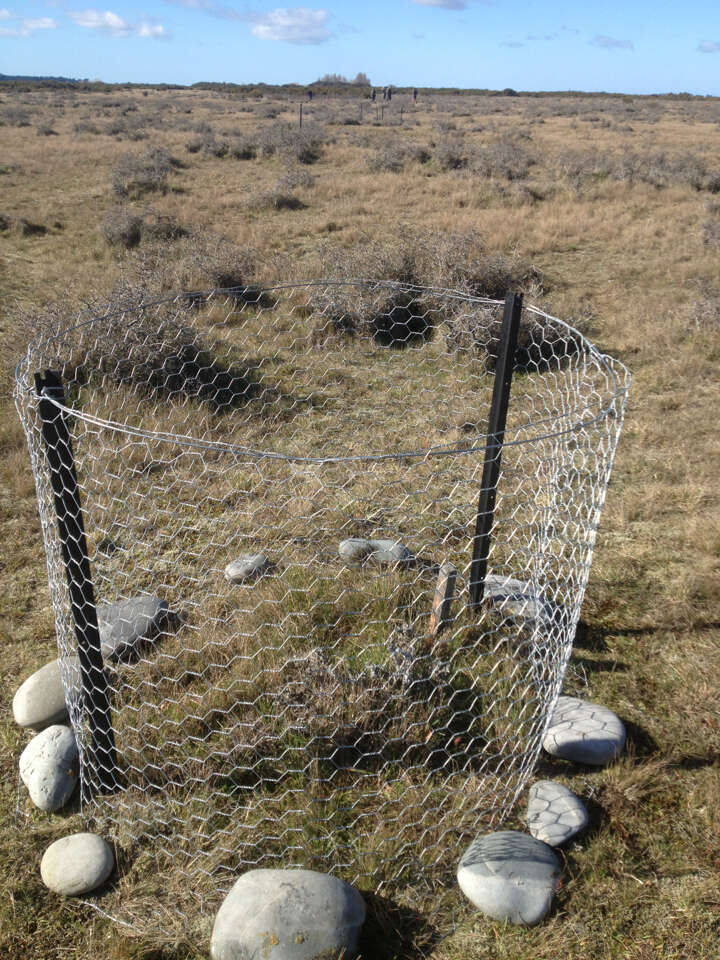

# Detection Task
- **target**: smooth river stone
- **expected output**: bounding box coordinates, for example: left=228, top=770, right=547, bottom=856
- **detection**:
left=543, top=695, right=626, bottom=766
left=41, top=833, right=114, bottom=896
left=224, top=552, right=270, bottom=583
left=98, top=594, right=170, bottom=662
left=457, top=830, right=561, bottom=926
left=338, top=537, right=415, bottom=567
left=12, top=659, right=69, bottom=731
left=211, top=868, right=366, bottom=960
left=526, top=780, right=589, bottom=846
left=19, top=724, right=78, bottom=812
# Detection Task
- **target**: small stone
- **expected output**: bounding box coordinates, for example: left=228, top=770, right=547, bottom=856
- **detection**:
left=484, top=574, right=557, bottom=622
left=338, top=537, right=415, bottom=567
left=12, top=659, right=68, bottom=730
left=457, top=830, right=560, bottom=926
left=40, top=833, right=114, bottom=896
left=543, top=696, right=626, bottom=766
left=98, top=594, right=170, bottom=663
left=19, top=724, right=78, bottom=812
left=224, top=552, right=270, bottom=583
left=526, top=780, right=589, bottom=846
left=210, top=868, right=366, bottom=960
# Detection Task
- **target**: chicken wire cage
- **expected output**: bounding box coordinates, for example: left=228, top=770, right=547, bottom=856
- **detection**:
left=15, top=281, right=629, bottom=937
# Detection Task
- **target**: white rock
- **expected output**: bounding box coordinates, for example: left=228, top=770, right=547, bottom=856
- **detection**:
left=224, top=552, right=270, bottom=583
left=526, top=780, right=589, bottom=846
left=12, top=659, right=68, bottom=730
left=338, top=537, right=415, bottom=567
left=98, top=594, right=170, bottom=662
left=19, top=724, right=78, bottom=812
left=41, top=833, right=114, bottom=896
left=457, top=830, right=560, bottom=926
left=211, top=868, right=366, bottom=960
left=543, top=696, right=626, bottom=766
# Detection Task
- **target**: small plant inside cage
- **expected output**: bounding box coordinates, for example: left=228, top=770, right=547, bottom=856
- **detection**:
left=14, top=281, right=630, bottom=939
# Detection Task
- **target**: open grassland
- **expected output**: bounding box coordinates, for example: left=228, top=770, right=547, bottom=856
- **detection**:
left=1, top=84, right=719, bottom=959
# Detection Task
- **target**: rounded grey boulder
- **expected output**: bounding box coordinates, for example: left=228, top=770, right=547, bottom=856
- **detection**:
left=12, top=659, right=68, bottom=730
left=19, top=724, right=78, bottom=812
left=526, top=780, right=589, bottom=846
left=210, top=868, right=366, bottom=960
left=98, top=594, right=170, bottom=662
left=457, top=830, right=560, bottom=926
left=41, top=833, right=114, bottom=896
left=543, top=696, right=626, bottom=766
left=338, top=537, right=415, bottom=567
left=224, top=552, right=270, bottom=583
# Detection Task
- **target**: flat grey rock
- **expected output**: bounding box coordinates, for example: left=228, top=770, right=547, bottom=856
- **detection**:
left=338, top=537, right=415, bottom=567
left=457, top=830, right=560, bottom=926
left=526, top=780, right=589, bottom=846
left=211, top=868, right=366, bottom=960
left=12, top=659, right=69, bottom=730
left=483, top=574, right=557, bottom=622
left=98, top=594, right=170, bottom=662
left=19, top=724, right=78, bottom=812
left=41, top=833, right=114, bottom=896
left=224, top=552, right=270, bottom=583
left=543, top=696, right=626, bottom=766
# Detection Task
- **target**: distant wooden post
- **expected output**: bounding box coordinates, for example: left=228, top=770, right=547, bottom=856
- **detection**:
left=400, top=106, right=404, bottom=122
left=299, top=102, right=303, bottom=128
left=381, top=104, right=385, bottom=121
left=428, top=562, right=457, bottom=637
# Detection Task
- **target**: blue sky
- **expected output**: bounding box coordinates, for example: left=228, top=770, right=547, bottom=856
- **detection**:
left=1, top=1, right=719, bottom=94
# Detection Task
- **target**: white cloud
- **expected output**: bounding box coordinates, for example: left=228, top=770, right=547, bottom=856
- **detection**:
left=69, top=9, right=131, bottom=35
left=165, top=0, right=244, bottom=19
left=591, top=34, right=634, bottom=51
left=697, top=40, right=720, bottom=54
left=0, top=13, right=58, bottom=36
left=24, top=18, right=58, bottom=30
left=69, top=9, right=169, bottom=38
left=139, top=21, right=168, bottom=38
left=251, top=7, right=333, bottom=44
left=412, top=0, right=467, bottom=8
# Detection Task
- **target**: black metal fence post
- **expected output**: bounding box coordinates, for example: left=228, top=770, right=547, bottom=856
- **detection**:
left=469, top=292, right=523, bottom=608
left=35, top=369, right=117, bottom=794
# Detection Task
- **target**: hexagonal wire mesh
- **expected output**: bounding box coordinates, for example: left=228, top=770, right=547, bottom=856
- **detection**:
left=15, top=281, right=629, bottom=939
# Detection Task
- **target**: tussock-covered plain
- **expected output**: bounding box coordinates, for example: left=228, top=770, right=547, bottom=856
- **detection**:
left=1, top=83, right=719, bottom=960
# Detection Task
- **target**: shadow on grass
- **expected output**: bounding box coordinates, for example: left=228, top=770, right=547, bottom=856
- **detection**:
left=359, top=891, right=442, bottom=960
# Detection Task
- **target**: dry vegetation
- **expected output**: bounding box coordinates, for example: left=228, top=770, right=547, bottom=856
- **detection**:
left=0, top=83, right=719, bottom=960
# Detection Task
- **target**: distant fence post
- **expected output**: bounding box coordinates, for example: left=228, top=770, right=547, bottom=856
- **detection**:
left=35, top=369, right=117, bottom=794
left=299, top=102, right=303, bottom=129
left=469, top=292, right=523, bottom=608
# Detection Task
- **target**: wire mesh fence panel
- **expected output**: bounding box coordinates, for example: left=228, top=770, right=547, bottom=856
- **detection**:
left=14, top=281, right=630, bottom=938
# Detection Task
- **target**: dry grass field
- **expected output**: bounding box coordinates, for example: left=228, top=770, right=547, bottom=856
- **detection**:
left=1, top=83, right=719, bottom=960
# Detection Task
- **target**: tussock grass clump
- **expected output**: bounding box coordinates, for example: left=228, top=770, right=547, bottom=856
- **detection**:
left=252, top=188, right=305, bottom=211
left=256, top=122, right=327, bottom=164
left=434, top=135, right=471, bottom=171
left=111, top=147, right=181, bottom=199
left=555, top=148, right=720, bottom=192
left=310, top=230, right=542, bottom=347
left=474, top=135, right=536, bottom=181
left=687, top=281, right=720, bottom=331
left=102, top=207, right=187, bottom=249
left=702, top=202, right=720, bottom=247
left=366, top=138, right=431, bottom=173
left=228, top=135, right=257, bottom=160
